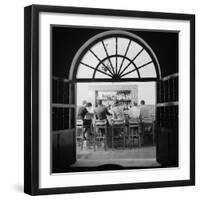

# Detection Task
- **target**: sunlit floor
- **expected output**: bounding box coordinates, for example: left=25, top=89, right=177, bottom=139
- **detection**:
left=72, top=146, right=160, bottom=168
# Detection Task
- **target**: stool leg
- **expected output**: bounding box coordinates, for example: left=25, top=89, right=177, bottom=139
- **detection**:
left=130, top=127, right=132, bottom=148
left=123, top=126, right=125, bottom=149
left=104, top=127, right=107, bottom=151
left=81, top=127, right=84, bottom=150
left=131, top=127, right=134, bottom=148
left=138, top=127, right=141, bottom=147
left=94, top=127, right=96, bottom=151
left=112, top=126, right=114, bottom=151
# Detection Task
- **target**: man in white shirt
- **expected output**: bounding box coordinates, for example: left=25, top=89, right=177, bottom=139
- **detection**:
left=139, top=100, right=149, bottom=121
left=128, top=102, right=140, bottom=119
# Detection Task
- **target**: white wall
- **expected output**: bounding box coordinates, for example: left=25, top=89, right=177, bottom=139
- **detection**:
left=0, top=0, right=199, bottom=199
left=77, top=82, right=155, bottom=106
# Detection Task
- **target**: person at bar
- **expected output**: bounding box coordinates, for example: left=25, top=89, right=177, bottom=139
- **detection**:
left=112, top=101, right=125, bottom=120
left=111, top=100, right=126, bottom=147
left=77, top=100, right=89, bottom=140
left=139, top=100, right=150, bottom=145
left=77, top=100, right=88, bottom=120
left=128, top=101, right=140, bottom=119
left=84, top=102, right=94, bottom=142
left=94, top=99, right=112, bottom=120
left=94, top=100, right=112, bottom=146
left=139, top=100, right=149, bottom=121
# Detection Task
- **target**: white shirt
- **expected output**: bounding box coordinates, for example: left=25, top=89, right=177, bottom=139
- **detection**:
left=128, top=106, right=140, bottom=118
left=140, top=105, right=149, bottom=120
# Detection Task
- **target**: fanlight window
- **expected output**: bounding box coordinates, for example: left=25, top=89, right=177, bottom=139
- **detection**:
left=76, top=36, right=157, bottom=80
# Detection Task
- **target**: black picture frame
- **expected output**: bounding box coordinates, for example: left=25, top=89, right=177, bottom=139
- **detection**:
left=24, top=4, right=195, bottom=195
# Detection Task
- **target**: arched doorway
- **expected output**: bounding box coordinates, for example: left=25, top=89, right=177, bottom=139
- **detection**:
left=70, top=30, right=161, bottom=81
left=52, top=29, right=178, bottom=172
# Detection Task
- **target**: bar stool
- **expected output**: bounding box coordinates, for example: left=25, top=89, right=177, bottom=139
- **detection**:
left=141, top=118, right=155, bottom=146
left=76, top=119, right=84, bottom=150
left=93, top=119, right=107, bottom=151
left=128, top=118, right=141, bottom=147
left=111, top=119, right=126, bottom=150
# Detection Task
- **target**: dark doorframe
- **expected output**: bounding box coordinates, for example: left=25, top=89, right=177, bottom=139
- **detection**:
left=52, top=30, right=179, bottom=171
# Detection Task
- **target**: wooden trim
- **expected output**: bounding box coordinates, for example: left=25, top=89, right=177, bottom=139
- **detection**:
left=75, top=78, right=158, bottom=82
left=52, top=103, right=75, bottom=108
left=52, top=129, right=75, bottom=135
left=52, top=76, right=70, bottom=82
left=162, top=73, right=178, bottom=81
left=156, top=101, right=178, bottom=107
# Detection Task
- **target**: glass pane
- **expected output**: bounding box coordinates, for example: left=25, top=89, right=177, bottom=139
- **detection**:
left=99, top=59, right=114, bottom=75
left=121, top=63, right=139, bottom=78
left=81, top=50, right=99, bottom=67
left=91, top=41, right=107, bottom=60
left=139, top=63, right=157, bottom=77
left=126, top=41, right=143, bottom=60
left=118, top=58, right=132, bottom=75
left=117, top=37, right=130, bottom=56
left=122, top=70, right=138, bottom=78
left=103, top=37, right=116, bottom=56
left=76, top=64, right=94, bottom=78
left=95, top=71, right=111, bottom=78
left=110, top=57, right=117, bottom=73
left=134, top=49, right=152, bottom=67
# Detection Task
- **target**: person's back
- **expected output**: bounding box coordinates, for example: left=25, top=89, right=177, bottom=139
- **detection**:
left=84, top=102, right=94, bottom=120
left=112, top=103, right=124, bottom=120
left=77, top=100, right=88, bottom=119
left=140, top=100, right=149, bottom=121
left=128, top=102, right=140, bottom=119
left=94, top=100, right=111, bottom=120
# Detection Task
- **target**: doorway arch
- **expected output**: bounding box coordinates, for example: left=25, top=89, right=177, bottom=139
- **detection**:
left=69, top=30, right=161, bottom=82
left=70, top=30, right=161, bottom=167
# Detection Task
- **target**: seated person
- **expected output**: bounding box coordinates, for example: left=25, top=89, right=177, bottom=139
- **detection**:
left=85, top=102, right=94, bottom=120
left=77, top=100, right=88, bottom=120
left=83, top=102, right=94, bottom=140
left=94, top=99, right=111, bottom=120
left=111, top=101, right=126, bottom=142
left=139, top=100, right=149, bottom=122
left=94, top=100, right=111, bottom=141
left=112, top=101, right=125, bottom=120
left=128, top=101, right=140, bottom=121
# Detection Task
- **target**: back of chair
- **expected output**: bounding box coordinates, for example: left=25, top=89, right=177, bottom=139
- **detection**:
left=94, top=119, right=107, bottom=126
left=142, top=118, right=153, bottom=123
left=112, top=119, right=125, bottom=125
left=129, top=118, right=140, bottom=125
left=76, top=119, right=83, bottom=127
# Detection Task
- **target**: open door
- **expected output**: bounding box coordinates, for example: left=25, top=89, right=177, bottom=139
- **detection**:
left=156, top=73, right=178, bottom=166
left=52, top=77, right=76, bottom=172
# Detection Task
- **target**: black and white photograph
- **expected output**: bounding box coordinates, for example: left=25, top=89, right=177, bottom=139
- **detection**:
left=51, top=26, right=179, bottom=173
left=24, top=5, right=195, bottom=195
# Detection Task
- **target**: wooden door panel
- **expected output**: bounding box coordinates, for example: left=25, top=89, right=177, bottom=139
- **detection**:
left=52, top=77, right=76, bottom=172
left=156, top=74, right=178, bottom=166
